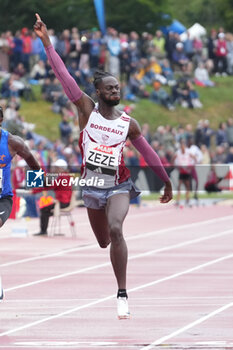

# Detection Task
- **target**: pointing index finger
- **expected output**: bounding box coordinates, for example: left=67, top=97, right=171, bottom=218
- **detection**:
left=35, top=13, right=42, bottom=22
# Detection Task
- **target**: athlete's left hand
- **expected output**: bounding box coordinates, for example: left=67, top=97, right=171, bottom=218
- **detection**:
left=160, top=181, right=173, bottom=203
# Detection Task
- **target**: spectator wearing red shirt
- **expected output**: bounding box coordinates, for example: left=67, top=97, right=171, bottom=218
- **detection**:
left=215, top=33, right=228, bottom=75
left=21, top=27, right=32, bottom=72
left=33, top=159, right=72, bottom=236
left=204, top=165, right=222, bottom=193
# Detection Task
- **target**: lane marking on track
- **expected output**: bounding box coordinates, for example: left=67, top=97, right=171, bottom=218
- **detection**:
left=1, top=303, right=227, bottom=309
left=4, top=295, right=233, bottom=303
left=127, top=214, right=233, bottom=241
left=0, top=243, right=99, bottom=267
left=140, top=301, right=233, bottom=349
left=1, top=214, right=233, bottom=268
left=16, top=341, right=119, bottom=348
left=0, top=253, right=232, bottom=337
left=0, top=209, right=175, bottom=265
left=0, top=208, right=173, bottom=239
left=4, top=228, right=233, bottom=293
left=0, top=341, right=129, bottom=349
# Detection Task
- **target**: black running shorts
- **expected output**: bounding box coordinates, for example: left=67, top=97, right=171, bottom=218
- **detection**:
left=0, top=196, right=13, bottom=225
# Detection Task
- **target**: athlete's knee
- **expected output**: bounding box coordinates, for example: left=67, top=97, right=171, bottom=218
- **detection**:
left=109, top=222, right=123, bottom=243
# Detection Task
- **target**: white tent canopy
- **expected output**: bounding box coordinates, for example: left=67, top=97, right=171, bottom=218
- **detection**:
left=180, top=23, right=207, bottom=41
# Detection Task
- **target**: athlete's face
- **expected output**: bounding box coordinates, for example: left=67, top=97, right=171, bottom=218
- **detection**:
left=97, top=76, right=121, bottom=106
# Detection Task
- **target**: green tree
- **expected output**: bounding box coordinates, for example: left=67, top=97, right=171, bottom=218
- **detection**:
left=104, top=0, right=171, bottom=33
left=168, top=0, right=226, bottom=33
left=0, top=0, right=97, bottom=33
left=215, top=0, right=233, bottom=31
left=0, top=0, right=49, bottom=33
left=0, top=0, right=171, bottom=34
left=45, top=0, right=97, bottom=32
left=2, top=0, right=233, bottom=35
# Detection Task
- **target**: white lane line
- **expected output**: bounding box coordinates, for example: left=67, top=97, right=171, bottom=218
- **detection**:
left=127, top=228, right=233, bottom=260
left=0, top=243, right=99, bottom=267
left=1, top=303, right=226, bottom=309
left=140, top=301, right=233, bottom=349
left=4, top=296, right=233, bottom=302
left=0, top=208, right=173, bottom=240
left=129, top=253, right=233, bottom=294
left=128, top=214, right=233, bottom=241
left=0, top=341, right=121, bottom=348
left=0, top=209, right=174, bottom=267
left=4, top=260, right=111, bottom=292
left=0, top=253, right=232, bottom=337
left=134, top=296, right=233, bottom=300
left=4, top=228, right=233, bottom=292
left=1, top=214, right=233, bottom=268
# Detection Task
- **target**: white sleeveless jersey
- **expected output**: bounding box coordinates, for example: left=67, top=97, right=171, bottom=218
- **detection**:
left=79, top=106, right=131, bottom=188
left=175, top=148, right=193, bottom=166
left=175, top=148, right=193, bottom=174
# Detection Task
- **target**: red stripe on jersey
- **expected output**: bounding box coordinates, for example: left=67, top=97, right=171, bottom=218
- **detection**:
left=79, top=131, right=84, bottom=160
left=117, top=153, right=131, bottom=184
left=121, top=116, right=130, bottom=122
left=85, top=129, right=98, bottom=143
left=78, top=131, right=85, bottom=177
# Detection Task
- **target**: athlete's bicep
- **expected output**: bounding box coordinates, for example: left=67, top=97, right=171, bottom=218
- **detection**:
left=128, top=118, right=142, bottom=141
left=9, top=135, right=31, bottom=158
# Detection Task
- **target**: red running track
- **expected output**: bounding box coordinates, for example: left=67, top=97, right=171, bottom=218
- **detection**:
left=0, top=202, right=233, bottom=349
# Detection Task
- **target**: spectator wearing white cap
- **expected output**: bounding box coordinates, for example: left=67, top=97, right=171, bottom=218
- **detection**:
left=214, top=32, right=228, bottom=76
left=172, top=42, right=189, bottom=70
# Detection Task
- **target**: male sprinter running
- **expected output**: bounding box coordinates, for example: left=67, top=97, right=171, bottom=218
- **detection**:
left=0, top=106, right=40, bottom=300
left=34, top=14, right=172, bottom=319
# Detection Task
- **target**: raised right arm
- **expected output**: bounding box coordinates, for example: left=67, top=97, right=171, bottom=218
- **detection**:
left=33, top=13, right=94, bottom=130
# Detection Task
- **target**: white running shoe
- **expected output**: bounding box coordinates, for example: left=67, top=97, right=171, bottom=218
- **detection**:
left=117, top=297, right=130, bottom=319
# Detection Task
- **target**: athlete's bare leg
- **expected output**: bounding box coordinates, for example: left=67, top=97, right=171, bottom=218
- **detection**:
left=184, top=179, right=190, bottom=203
left=87, top=208, right=111, bottom=248
left=106, top=193, right=130, bottom=290
left=176, top=180, right=182, bottom=203
left=177, top=179, right=190, bottom=204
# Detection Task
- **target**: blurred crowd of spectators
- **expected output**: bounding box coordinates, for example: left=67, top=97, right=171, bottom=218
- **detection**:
left=0, top=24, right=233, bottom=189
left=124, top=120, right=233, bottom=168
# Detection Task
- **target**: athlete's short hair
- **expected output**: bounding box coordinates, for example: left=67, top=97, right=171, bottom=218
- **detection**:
left=0, top=106, right=3, bottom=119
left=93, top=70, right=114, bottom=89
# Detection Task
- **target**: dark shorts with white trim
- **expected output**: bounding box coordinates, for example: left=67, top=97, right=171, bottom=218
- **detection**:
left=82, top=178, right=141, bottom=210
left=0, top=195, right=13, bottom=225
left=179, top=173, right=191, bottom=181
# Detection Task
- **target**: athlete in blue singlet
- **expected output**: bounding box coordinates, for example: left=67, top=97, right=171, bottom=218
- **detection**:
left=0, top=106, right=40, bottom=301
